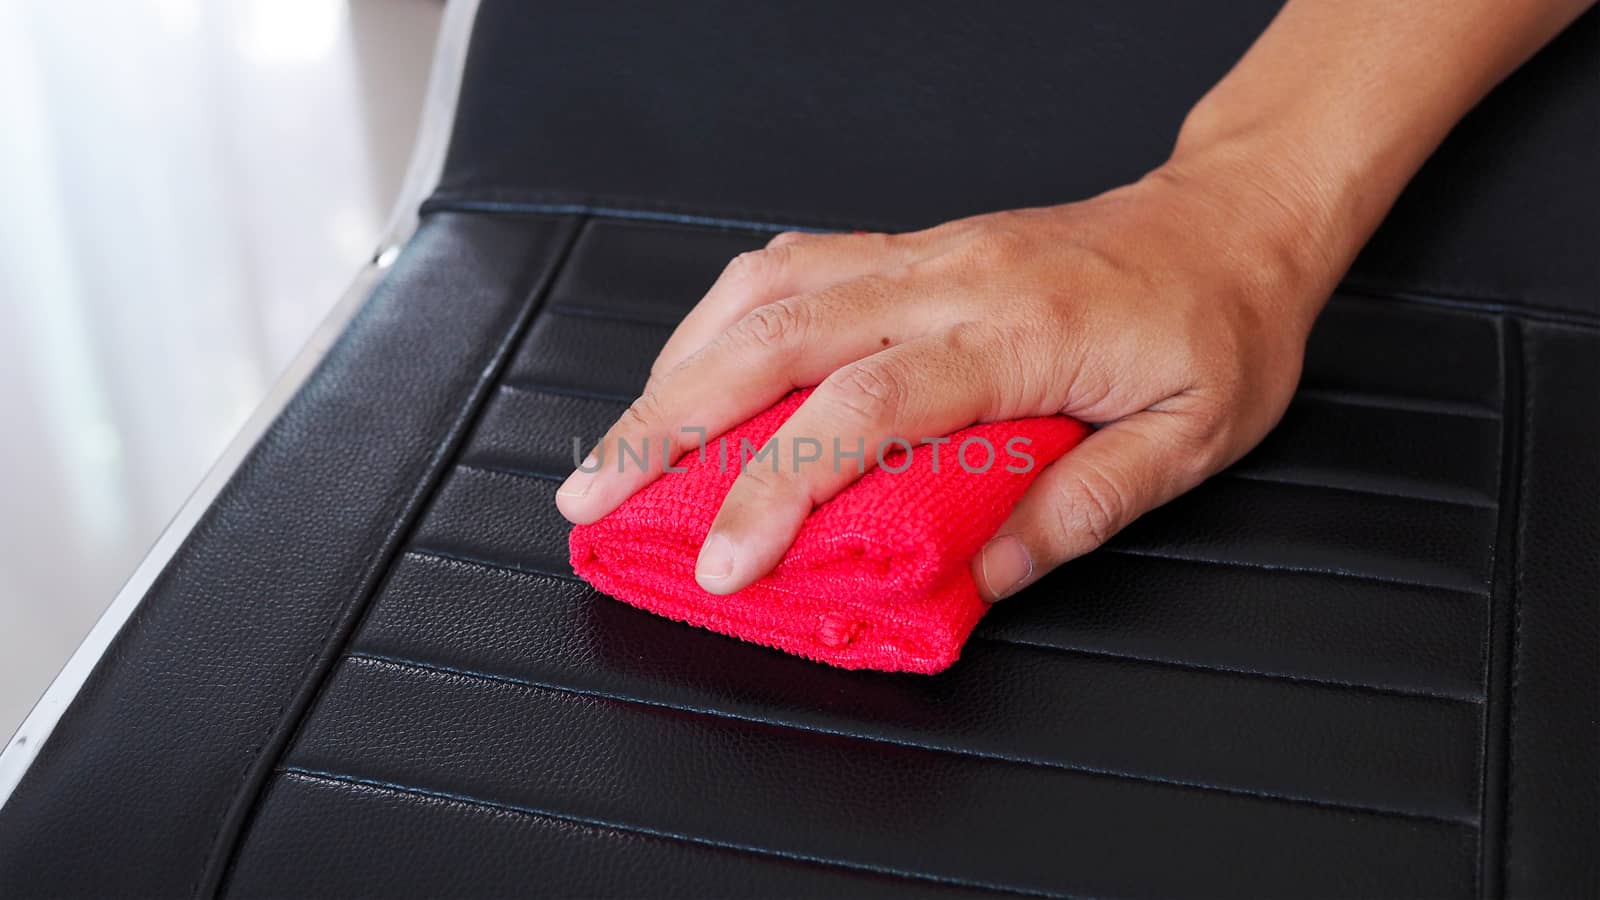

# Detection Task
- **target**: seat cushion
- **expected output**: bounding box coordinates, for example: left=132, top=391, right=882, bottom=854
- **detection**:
left=2, top=0, right=1595, bottom=894
left=231, top=216, right=1594, bottom=897
left=1, top=208, right=1595, bottom=898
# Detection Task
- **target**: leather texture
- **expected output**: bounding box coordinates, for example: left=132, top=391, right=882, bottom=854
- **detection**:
left=2, top=1, right=1596, bottom=897
left=435, top=1, right=1599, bottom=319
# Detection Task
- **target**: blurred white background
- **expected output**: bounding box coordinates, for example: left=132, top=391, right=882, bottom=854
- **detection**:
left=0, top=0, right=443, bottom=740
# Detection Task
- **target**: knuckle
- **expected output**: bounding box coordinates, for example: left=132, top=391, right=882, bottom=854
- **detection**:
left=1026, top=290, right=1080, bottom=338
left=823, top=359, right=905, bottom=423
left=980, top=324, right=1048, bottom=409
left=1171, top=390, right=1272, bottom=474
left=963, top=226, right=1030, bottom=266
left=620, top=389, right=668, bottom=432
left=734, top=458, right=799, bottom=502
left=734, top=297, right=807, bottom=351
left=939, top=319, right=988, bottom=354
left=1068, top=238, right=1134, bottom=282
left=723, top=245, right=789, bottom=285
left=1055, top=464, right=1130, bottom=549
left=1183, top=405, right=1233, bottom=458
left=766, top=230, right=809, bottom=249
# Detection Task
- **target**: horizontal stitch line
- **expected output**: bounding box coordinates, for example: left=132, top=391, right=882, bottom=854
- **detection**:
left=440, top=464, right=1493, bottom=603
left=546, top=302, right=685, bottom=327
left=341, top=651, right=1479, bottom=829
left=499, top=380, right=636, bottom=405
left=463, top=448, right=1498, bottom=515
left=279, top=767, right=1060, bottom=898
left=510, top=333, right=1501, bottom=429
left=456, top=461, right=565, bottom=484
left=406, top=547, right=582, bottom=584
left=399, top=547, right=1482, bottom=702
left=521, top=310, right=1504, bottom=423
left=1293, top=387, right=1501, bottom=421
left=467, top=392, right=1497, bottom=512
left=970, top=633, right=1483, bottom=705
left=421, top=200, right=1598, bottom=330
left=503, top=379, right=1498, bottom=438
left=1101, top=546, right=1489, bottom=598
left=421, top=198, right=827, bottom=236
left=1336, top=282, right=1600, bottom=331
left=1217, top=469, right=1499, bottom=511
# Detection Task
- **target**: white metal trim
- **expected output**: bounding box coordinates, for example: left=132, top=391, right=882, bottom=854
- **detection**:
left=0, top=0, right=483, bottom=810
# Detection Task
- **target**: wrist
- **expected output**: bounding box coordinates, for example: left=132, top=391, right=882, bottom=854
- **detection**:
left=1167, top=60, right=1453, bottom=297
left=1143, top=127, right=1354, bottom=334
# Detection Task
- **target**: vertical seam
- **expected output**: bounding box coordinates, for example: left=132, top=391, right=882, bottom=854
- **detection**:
left=190, top=214, right=588, bottom=898
left=1476, top=314, right=1525, bottom=899
left=1501, top=319, right=1530, bottom=895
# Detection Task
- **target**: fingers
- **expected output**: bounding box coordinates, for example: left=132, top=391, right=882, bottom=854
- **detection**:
left=650, top=231, right=920, bottom=378
left=972, top=406, right=1219, bottom=601
left=696, top=329, right=1006, bottom=594
left=556, top=273, right=962, bottom=526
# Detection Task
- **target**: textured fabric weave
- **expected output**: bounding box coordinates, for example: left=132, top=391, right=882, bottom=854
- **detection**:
left=570, top=390, right=1089, bottom=673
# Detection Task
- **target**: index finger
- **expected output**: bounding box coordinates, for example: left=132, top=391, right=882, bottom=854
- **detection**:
left=649, top=230, right=914, bottom=380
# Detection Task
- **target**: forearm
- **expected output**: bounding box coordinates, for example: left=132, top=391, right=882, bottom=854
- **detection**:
left=1159, top=0, right=1593, bottom=321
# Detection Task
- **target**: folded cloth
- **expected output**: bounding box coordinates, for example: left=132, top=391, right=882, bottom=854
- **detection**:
left=569, top=390, right=1089, bottom=674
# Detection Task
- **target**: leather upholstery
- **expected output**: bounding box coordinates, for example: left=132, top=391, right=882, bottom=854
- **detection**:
left=2, top=2, right=1595, bottom=896
left=436, top=1, right=1600, bottom=319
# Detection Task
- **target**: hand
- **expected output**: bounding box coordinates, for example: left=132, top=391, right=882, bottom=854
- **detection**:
left=555, top=150, right=1343, bottom=601
left=552, top=0, right=1592, bottom=604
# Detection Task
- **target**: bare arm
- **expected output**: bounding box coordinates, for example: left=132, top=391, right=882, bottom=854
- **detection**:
left=557, top=1, right=1594, bottom=600
left=1170, top=0, right=1595, bottom=305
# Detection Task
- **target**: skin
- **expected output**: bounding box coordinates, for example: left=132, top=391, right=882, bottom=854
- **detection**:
left=558, top=0, right=1594, bottom=601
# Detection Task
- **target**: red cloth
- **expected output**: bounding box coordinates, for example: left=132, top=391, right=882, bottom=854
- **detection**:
left=569, top=390, right=1089, bottom=673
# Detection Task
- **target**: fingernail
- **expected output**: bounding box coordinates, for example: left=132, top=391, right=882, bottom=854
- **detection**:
left=695, top=533, right=736, bottom=584
left=557, top=456, right=598, bottom=499
left=979, top=534, right=1032, bottom=601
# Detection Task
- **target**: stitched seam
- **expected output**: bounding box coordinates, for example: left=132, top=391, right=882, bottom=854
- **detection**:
left=277, top=767, right=1067, bottom=899
left=470, top=450, right=1497, bottom=514
left=422, top=189, right=887, bottom=234
left=339, top=651, right=1479, bottom=828
left=530, top=302, right=1508, bottom=425
left=1338, top=280, right=1600, bottom=331
left=421, top=195, right=1600, bottom=331
left=544, top=301, right=684, bottom=327
left=498, top=379, right=635, bottom=405
left=408, top=546, right=582, bottom=583
left=1504, top=539, right=1523, bottom=895
left=529, top=289, right=1510, bottom=425
left=1291, top=386, right=1501, bottom=421
left=455, top=461, right=565, bottom=484
left=1500, top=320, right=1530, bottom=895
left=1475, top=316, right=1525, bottom=898
left=1218, top=469, right=1497, bottom=511
left=1099, top=546, right=1487, bottom=597
left=186, top=548, right=375, bottom=898
left=397, top=546, right=1483, bottom=703
left=495, top=384, right=1502, bottom=508
left=457, top=447, right=1498, bottom=525
left=971, top=634, right=1483, bottom=705
left=195, top=217, right=589, bottom=897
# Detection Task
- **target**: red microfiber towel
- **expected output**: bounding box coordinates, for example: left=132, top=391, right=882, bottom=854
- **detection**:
left=569, top=390, right=1089, bottom=674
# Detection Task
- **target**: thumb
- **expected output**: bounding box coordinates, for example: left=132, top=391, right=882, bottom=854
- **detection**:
left=973, top=408, right=1216, bottom=601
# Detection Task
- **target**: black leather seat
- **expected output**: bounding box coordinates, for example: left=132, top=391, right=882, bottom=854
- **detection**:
left=2, top=3, right=1595, bottom=896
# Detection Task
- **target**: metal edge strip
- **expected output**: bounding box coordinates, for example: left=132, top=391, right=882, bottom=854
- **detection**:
left=0, top=0, right=483, bottom=810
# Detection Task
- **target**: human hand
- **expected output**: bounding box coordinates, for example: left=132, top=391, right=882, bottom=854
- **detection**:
left=555, top=150, right=1345, bottom=601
